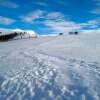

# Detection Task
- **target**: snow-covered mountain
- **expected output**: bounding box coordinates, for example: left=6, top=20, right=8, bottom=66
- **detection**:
left=0, top=32, right=100, bottom=100
left=0, top=29, right=38, bottom=40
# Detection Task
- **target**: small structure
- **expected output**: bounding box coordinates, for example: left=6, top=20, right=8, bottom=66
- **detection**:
left=69, top=31, right=79, bottom=35
left=74, top=31, right=78, bottom=35
left=59, top=33, right=63, bottom=36
left=0, top=29, right=38, bottom=42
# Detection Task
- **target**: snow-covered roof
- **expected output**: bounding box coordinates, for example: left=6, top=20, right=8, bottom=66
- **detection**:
left=12, top=29, right=24, bottom=32
left=13, top=29, right=38, bottom=36
left=0, top=29, right=38, bottom=37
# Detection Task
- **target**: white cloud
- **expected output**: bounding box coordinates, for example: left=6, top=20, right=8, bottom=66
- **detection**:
left=46, top=12, right=65, bottom=20
left=79, top=19, right=100, bottom=29
left=43, top=12, right=100, bottom=33
left=20, top=10, right=44, bottom=23
left=20, top=11, right=99, bottom=33
left=44, top=20, right=81, bottom=33
left=0, top=1, right=19, bottom=8
left=0, top=16, right=15, bottom=25
left=87, top=19, right=100, bottom=25
left=43, top=12, right=81, bottom=33
left=20, top=11, right=65, bottom=24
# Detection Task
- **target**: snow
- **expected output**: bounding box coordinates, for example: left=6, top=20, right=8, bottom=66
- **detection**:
left=0, top=29, right=38, bottom=38
left=0, top=32, right=100, bottom=100
left=13, top=29, right=38, bottom=37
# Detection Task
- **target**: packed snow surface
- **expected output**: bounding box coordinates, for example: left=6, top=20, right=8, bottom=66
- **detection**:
left=0, top=33, right=100, bottom=100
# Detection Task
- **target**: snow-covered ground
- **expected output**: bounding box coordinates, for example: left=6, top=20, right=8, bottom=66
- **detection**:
left=0, top=33, right=100, bottom=100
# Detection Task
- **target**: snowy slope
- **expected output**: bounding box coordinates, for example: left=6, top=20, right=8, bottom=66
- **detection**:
left=0, top=33, right=100, bottom=100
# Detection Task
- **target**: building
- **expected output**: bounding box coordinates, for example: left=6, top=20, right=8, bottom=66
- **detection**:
left=0, top=30, right=18, bottom=41
left=69, top=31, right=79, bottom=35
left=0, top=29, right=38, bottom=41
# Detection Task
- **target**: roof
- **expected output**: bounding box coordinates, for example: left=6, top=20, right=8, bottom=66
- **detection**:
left=0, top=29, right=38, bottom=37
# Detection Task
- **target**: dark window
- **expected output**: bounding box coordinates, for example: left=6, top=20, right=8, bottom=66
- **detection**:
left=59, top=33, right=63, bottom=35
left=74, top=32, right=78, bottom=35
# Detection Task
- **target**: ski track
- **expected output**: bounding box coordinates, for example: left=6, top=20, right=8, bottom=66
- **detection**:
left=0, top=49, right=100, bottom=100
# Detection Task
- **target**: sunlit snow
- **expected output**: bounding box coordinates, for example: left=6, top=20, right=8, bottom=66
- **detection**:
left=0, top=32, right=100, bottom=100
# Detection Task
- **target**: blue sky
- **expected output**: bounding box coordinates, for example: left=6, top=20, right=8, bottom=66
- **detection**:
left=0, top=0, right=100, bottom=35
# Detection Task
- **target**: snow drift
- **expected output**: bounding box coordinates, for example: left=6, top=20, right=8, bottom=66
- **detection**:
left=0, top=32, right=100, bottom=100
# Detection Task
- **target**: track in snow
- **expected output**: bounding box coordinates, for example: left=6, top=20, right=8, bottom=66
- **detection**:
left=0, top=50, right=100, bottom=100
